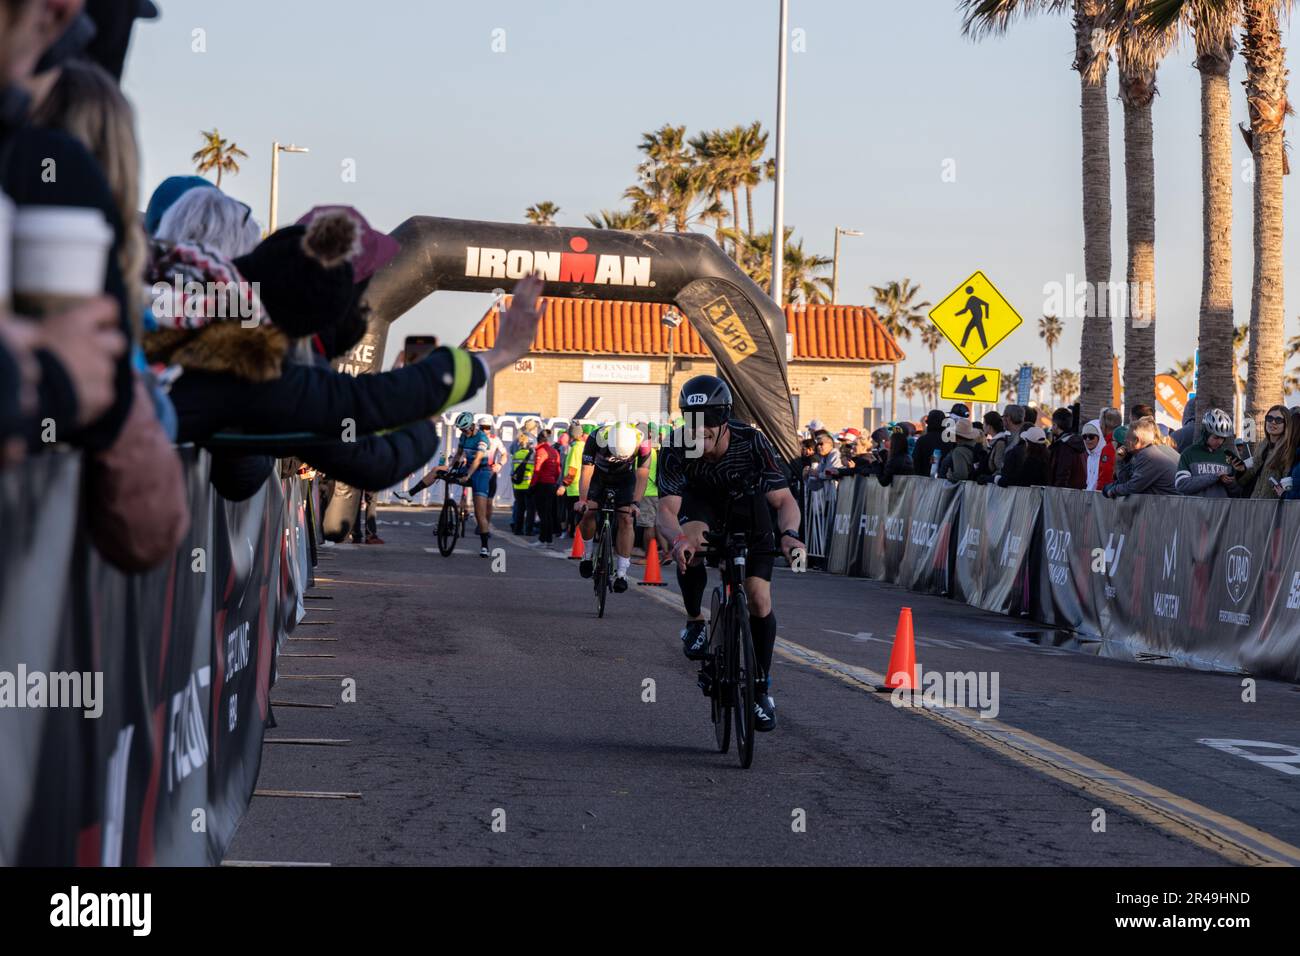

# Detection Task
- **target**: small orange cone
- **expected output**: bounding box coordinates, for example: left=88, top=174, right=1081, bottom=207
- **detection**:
left=568, top=530, right=585, bottom=559
left=875, top=607, right=919, bottom=692
left=639, top=538, right=666, bottom=586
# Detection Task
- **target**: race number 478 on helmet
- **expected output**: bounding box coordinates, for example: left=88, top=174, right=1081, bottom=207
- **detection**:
left=678, top=374, right=732, bottom=427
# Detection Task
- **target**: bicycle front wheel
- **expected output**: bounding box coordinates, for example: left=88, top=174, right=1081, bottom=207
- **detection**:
left=437, top=498, right=458, bottom=556
left=710, top=588, right=730, bottom=753
left=593, top=523, right=609, bottom=618
left=732, top=593, right=756, bottom=769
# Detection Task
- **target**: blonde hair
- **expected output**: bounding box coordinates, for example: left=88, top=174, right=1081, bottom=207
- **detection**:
left=33, top=59, right=147, bottom=331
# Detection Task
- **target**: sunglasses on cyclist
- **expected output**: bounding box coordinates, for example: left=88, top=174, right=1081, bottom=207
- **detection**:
left=686, top=408, right=729, bottom=428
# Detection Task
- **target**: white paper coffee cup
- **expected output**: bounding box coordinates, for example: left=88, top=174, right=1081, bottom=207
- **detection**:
left=12, top=206, right=113, bottom=315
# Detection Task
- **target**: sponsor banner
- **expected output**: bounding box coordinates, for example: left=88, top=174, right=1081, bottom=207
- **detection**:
left=953, top=483, right=1039, bottom=613
left=825, top=476, right=1300, bottom=682
left=897, top=478, right=959, bottom=594
left=0, top=451, right=307, bottom=865
left=824, top=477, right=860, bottom=575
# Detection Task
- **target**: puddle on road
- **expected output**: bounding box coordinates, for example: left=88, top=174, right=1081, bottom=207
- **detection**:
left=1013, top=630, right=1105, bottom=655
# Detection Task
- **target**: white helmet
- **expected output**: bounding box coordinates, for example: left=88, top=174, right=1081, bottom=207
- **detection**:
left=475, top=413, right=494, bottom=427
left=608, top=422, right=642, bottom=460
left=1203, top=408, right=1234, bottom=439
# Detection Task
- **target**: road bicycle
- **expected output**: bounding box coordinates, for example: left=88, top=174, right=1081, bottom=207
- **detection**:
left=589, top=487, right=618, bottom=617
left=435, top=473, right=470, bottom=557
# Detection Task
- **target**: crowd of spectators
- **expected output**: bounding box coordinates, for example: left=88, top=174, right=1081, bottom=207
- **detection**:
left=0, top=0, right=544, bottom=569
left=791, top=397, right=1300, bottom=501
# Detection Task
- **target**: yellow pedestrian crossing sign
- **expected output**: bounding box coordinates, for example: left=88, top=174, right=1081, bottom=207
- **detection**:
left=928, top=270, right=1022, bottom=365
left=941, top=364, right=1001, bottom=405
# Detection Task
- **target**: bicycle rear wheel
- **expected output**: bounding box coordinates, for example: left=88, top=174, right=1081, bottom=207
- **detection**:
left=732, top=592, right=756, bottom=769
left=437, top=498, right=458, bottom=556
left=593, top=521, right=609, bottom=618
left=709, top=588, right=730, bottom=753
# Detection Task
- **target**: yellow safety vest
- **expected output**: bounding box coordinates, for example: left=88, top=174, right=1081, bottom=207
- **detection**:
left=511, top=447, right=534, bottom=491
left=564, top=439, right=585, bottom=496
left=645, top=447, right=659, bottom=497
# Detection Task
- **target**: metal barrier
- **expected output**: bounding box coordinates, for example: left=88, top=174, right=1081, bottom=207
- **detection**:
left=802, top=481, right=838, bottom=560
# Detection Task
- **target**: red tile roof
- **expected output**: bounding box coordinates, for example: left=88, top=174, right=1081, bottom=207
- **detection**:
left=462, top=298, right=904, bottom=363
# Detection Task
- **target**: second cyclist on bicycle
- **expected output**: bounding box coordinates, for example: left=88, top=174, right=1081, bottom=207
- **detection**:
left=576, top=422, right=652, bottom=592
left=409, top=410, right=495, bottom=557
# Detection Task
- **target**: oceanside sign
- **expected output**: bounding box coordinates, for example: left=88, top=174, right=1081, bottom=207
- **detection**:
left=583, top=360, right=650, bottom=383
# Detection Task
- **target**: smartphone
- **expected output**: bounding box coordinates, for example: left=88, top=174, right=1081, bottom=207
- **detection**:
left=402, top=335, right=439, bottom=365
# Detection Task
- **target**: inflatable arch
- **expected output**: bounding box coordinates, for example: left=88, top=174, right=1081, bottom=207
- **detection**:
left=353, top=218, right=799, bottom=460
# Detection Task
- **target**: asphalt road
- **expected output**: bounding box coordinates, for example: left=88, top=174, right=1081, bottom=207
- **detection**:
left=225, top=506, right=1300, bottom=866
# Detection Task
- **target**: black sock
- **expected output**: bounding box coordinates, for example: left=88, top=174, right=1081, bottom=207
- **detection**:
left=676, top=563, right=707, bottom=618
left=480, top=533, right=490, bottom=548
left=749, top=613, right=776, bottom=688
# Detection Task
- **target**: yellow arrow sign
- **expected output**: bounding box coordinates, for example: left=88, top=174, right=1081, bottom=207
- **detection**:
left=928, top=270, right=1022, bottom=365
left=940, top=364, right=1001, bottom=404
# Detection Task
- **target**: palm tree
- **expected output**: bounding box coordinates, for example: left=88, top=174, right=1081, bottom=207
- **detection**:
left=1238, top=0, right=1290, bottom=429
left=740, top=121, right=770, bottom=238
left=1038, top=314, right=1064, bottom=406
left=1108, top=0, right=1176, bottom=417
left=901, top=375, right=918, bottom=418
left=913, top=371, right=939, bottom=410
left=1143, top=0, right=1237, bottom=423
left=1054, top=368, right=1081, bottom=405
left=1003, top=369, right=1021, bottom=402
left=525, top=201, right=560, bottom=226
left=1233, top=322, right=1250, bottom=413
left=585, top=208, right=649, bottom=230
left=688, top=129, right=740, bottom=254
left=1166, top=356, right=1197, bottom=391
left=726, top=228, right=831, bottom=304
left=871, top=279, right=930, bottom=419
left=627, top=124, right=721, bottom=234
left=870, top=370, right=893, bottom=410
left=920, top=324, right=944, bottom=395
left=1031, top=365, right=1049, bottom=407
left=963, top=0, right=1114, bottom=419
left=191, top=129, right=247, bottom=187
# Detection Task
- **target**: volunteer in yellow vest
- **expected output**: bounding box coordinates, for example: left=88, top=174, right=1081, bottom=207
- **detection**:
left=562, top=421, right=591, bottom=537
left=510, top=432, right=536, bottom=536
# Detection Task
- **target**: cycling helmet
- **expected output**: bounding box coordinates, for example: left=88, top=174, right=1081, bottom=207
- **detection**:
left=607, top=423, right=642, bottom=461
left=1202, top=408, right=1234, bottom=439
left=475, top=413, right=494, bottom=428
left=678, top=374, right=732, bottom=426
left=454, top=411, right=475, bottom=432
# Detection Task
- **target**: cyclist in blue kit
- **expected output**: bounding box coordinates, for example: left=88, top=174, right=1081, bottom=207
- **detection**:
left=409, top=411, right=495, bottom=556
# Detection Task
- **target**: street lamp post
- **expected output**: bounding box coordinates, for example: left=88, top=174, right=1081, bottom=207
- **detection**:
left=831, top=226, right=862, bottom=304
left=268, top=141, right=309, bottom=232
left=770, top=0, right=789, bottom=306
left=661, top=306, right=684, bottom=410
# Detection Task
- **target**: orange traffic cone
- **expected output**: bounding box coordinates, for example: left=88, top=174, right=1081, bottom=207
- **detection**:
left=875, top=607, right=919, bottom=692
left=568, top=530, right=585, bottom=559
left=639, top=538, right=666, bottom=586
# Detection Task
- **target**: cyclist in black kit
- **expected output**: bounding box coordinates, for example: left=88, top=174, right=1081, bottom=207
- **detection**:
left=656, top=375, right=805, bottom=732
left=576, top=421, right=652, bottom=591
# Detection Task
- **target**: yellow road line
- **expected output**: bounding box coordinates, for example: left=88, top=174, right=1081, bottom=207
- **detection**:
left=776, top=638, right=1300, bottom=868
left=632, top=582, right=1298, bottom=866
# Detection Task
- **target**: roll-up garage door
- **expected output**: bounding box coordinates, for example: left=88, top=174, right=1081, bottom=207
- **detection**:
left=556, top=383, right=667, bottom=423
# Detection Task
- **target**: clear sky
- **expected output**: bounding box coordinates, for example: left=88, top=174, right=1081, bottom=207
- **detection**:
left=122, top=0, right=1300, bottom=409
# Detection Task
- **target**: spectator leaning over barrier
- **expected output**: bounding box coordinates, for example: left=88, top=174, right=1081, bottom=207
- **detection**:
left=913, top=409, right=952, bottom=477
left=1238, top=404, right=1292, bottom=498
left=1048, top=407, right=1088, bottom=489
left=1, top=2, right=133, bottom=455
left=1175, top=408, right=1243, bottom=498
left=984, top=410, right=1010, bottom=474
left=1103, top=417, right=1177, bottom=498
left=998, top=426, right=1050, bottom=487
left=878, top=426, right=914, bottom=487
left=1278, top=410, right=1300, bottom=500
left=804, top=430, right=841, bottom=493
left=1082, top=421, right=1105, bottom=491
left=941, top=416, right=987, bottom=482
